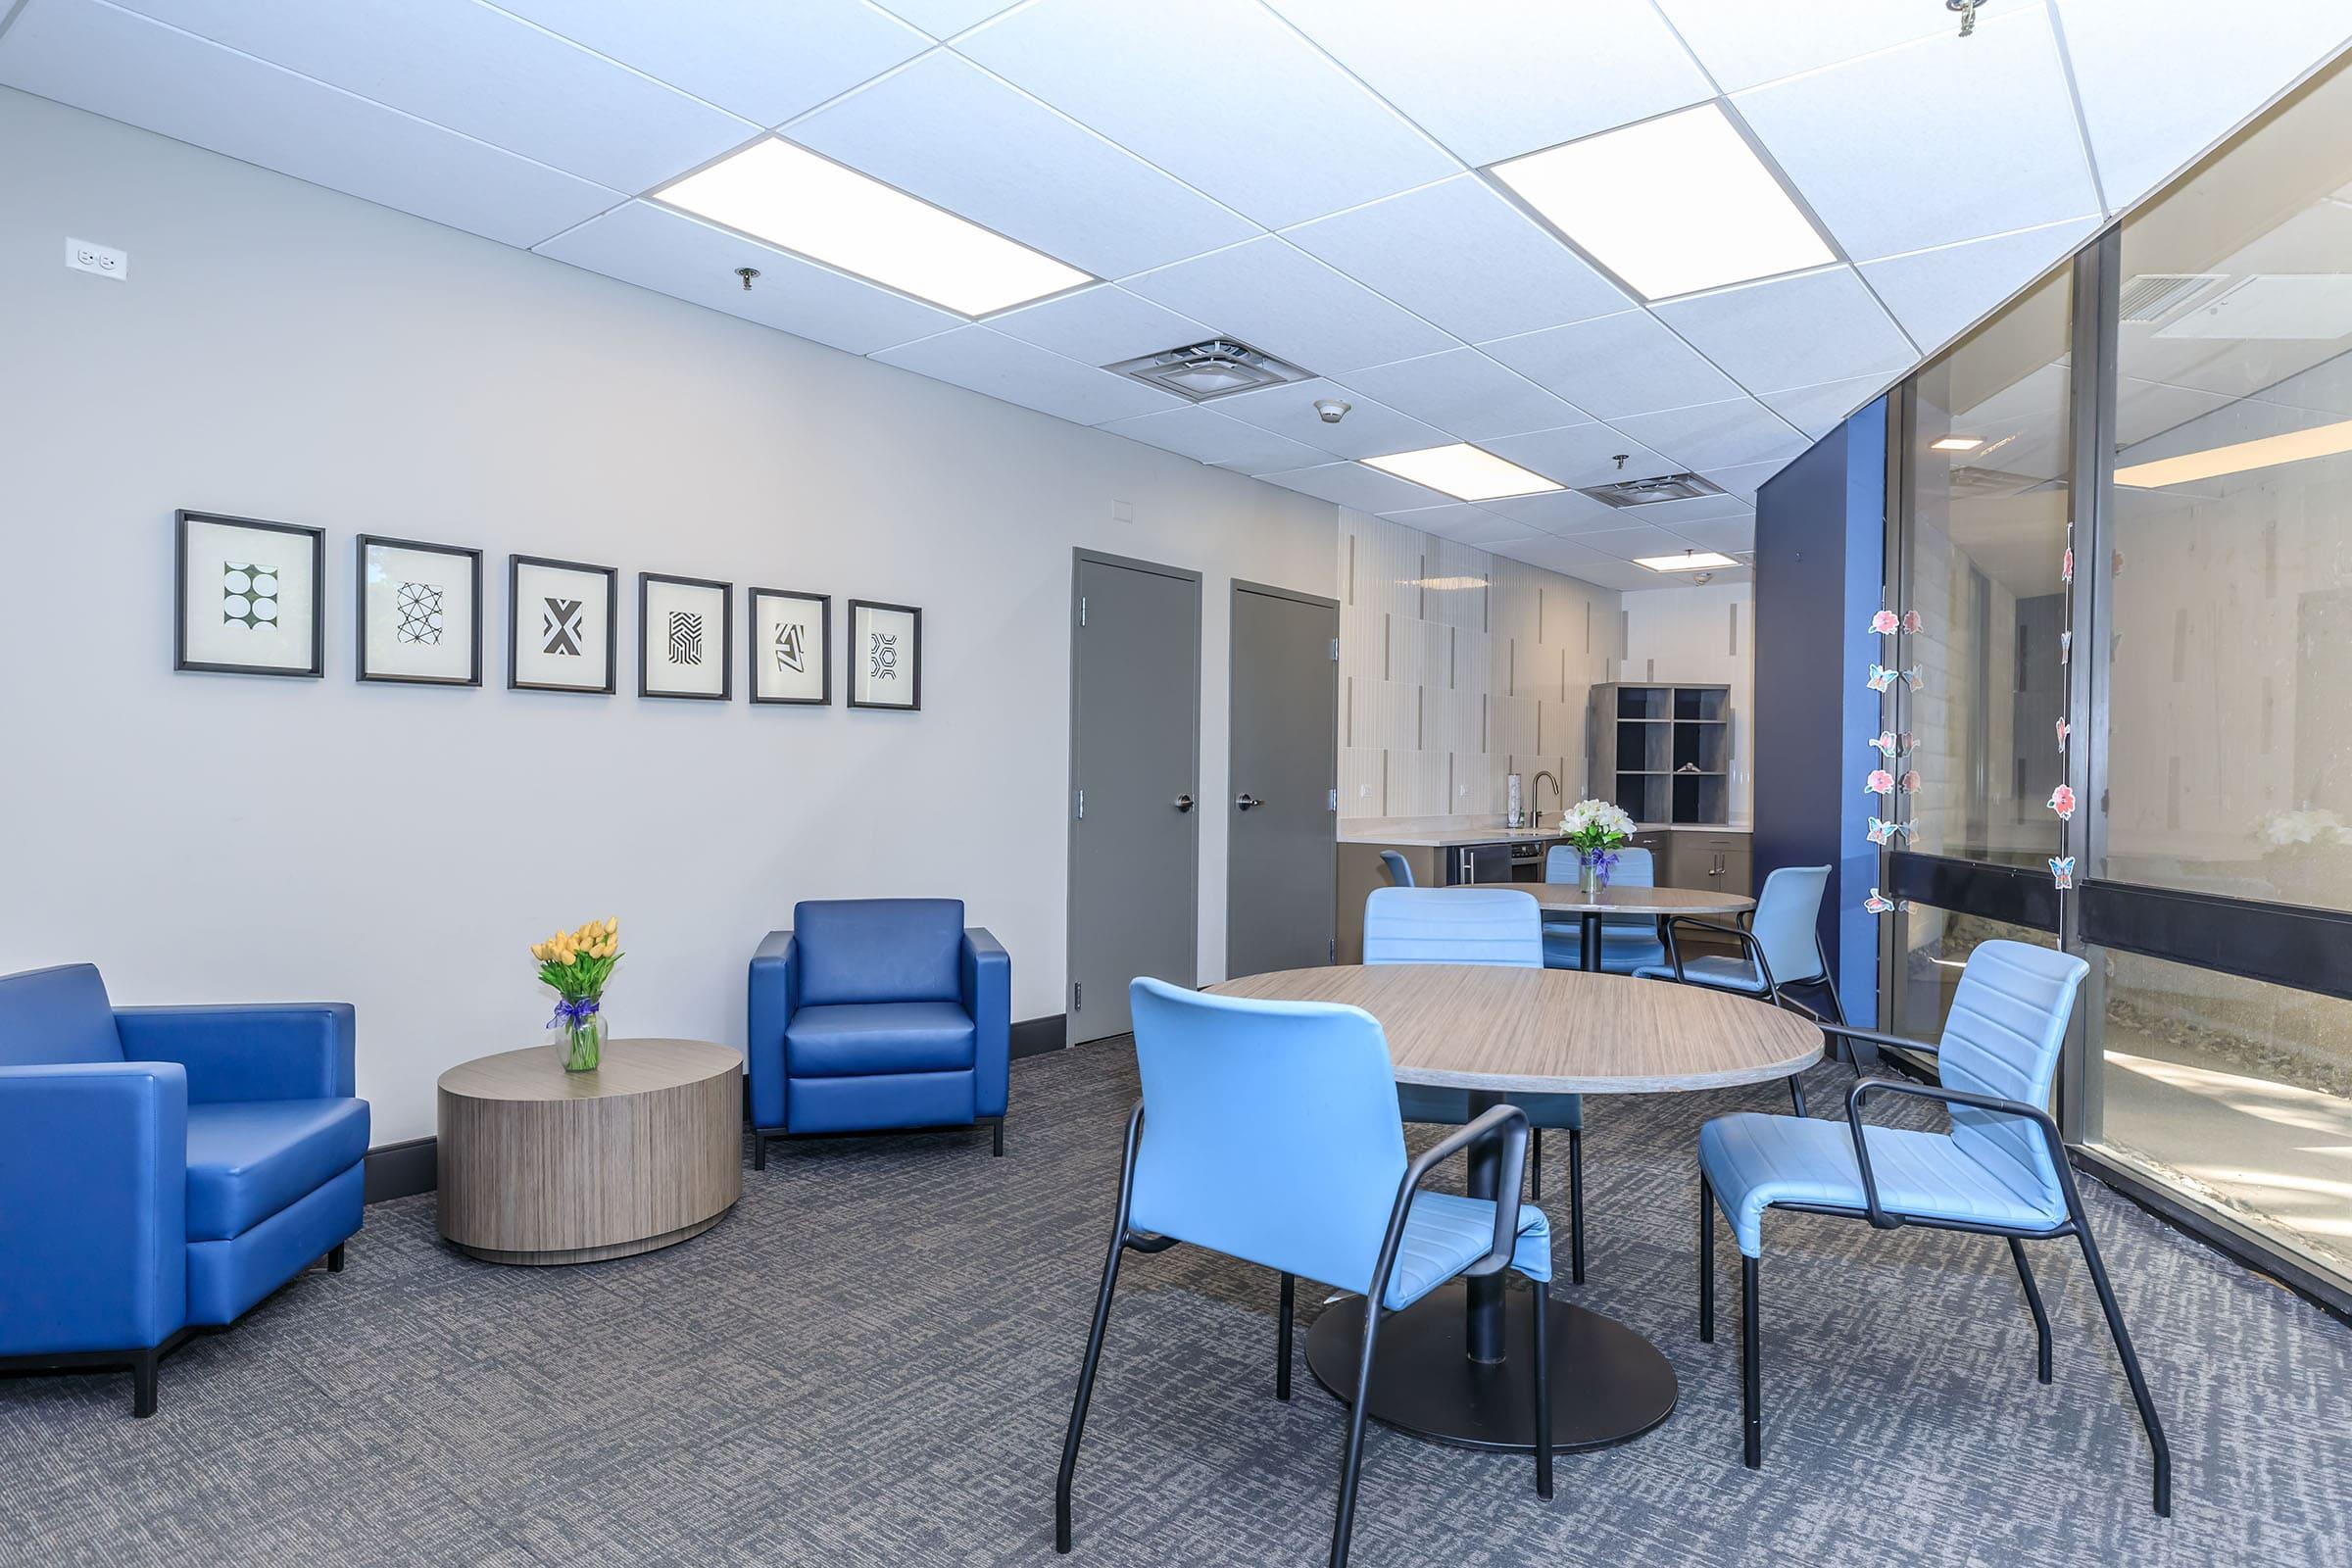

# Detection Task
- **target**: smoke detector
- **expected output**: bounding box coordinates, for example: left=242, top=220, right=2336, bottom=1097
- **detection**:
left=1577, top=471, right=1727, bottom=509
left=1103, top=338, right=1313, bottom=403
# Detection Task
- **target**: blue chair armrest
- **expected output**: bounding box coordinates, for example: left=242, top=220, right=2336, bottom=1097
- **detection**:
left=747, top=930, right=799, bottom=1130
left=0, top=1062, right=190, bottom=1355
left=114, top=1003, right=355, bottom=1103
left=1368, top=1103, right=1531, bottom=1307
left=1842, top=1077, right=2074, bottom=1233
left=962, top=927, right=1010, bottom=1120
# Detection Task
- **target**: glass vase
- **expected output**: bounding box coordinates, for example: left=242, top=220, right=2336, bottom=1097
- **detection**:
left=552, top=1004, right=605, bottom=1073
left=1579, top=855, right=1602, bottom=898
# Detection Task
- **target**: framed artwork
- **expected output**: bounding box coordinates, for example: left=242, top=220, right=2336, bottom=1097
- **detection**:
left=509, top=554, right=617, bottom=694
left=848, top=599, right=921, bottom=710
left=174, top=510, right=324, bottom=677
left=640, top=572, right=732, bottom=700
left=749, top=587, right=830, bottom=706
left=356, top=535, right=482, bottom=686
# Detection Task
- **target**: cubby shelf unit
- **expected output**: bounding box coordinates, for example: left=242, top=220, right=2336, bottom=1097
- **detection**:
left=1590, top=682, right=1732, bottom=825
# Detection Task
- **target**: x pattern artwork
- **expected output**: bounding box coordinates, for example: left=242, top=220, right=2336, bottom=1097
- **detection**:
left=543, top=597, right=584, bottom=657
left=395, top=581, right=444, bottom=645
left=221, top=562, right=279, bottom=630
left=668, top=610, right=705, bottom=666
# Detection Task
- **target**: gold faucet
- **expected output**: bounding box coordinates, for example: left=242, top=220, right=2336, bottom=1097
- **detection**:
left=1531, top=769, right=1561, bottom=832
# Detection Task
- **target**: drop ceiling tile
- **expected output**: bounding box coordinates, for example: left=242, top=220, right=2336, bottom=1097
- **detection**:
left=1483, top=487, right=1627, bottom=535
left=1210, top=379, right=1447, bottom=460
left=1732, top=7, right=2099, bottom=262
left=872, top=0, right=1018, bottom=38
left=1660, top=514, right=1757, bottom=557
left=1501, top=535, right=1658, bottom=590
left=988, top=286, right=1215, bottom=366
left=1859, top=218, right=2098, bottom=355
left=490, top=0, right=928, bottom=125
left=1263, top=0, right=1712, bottom=168
left=1379, top=503, right=1541, bottom=548
left=1573, top=523, right=1717, bottom=564
left=1483, top=424, right=1671, bottom=489
left=871, top=325, right=1185, bottom=422
left=0, top=0, right=619, bottom=248
left=956, top=0, right=1456, bottom=227
left=1612, top=398, right=1808, bottom=471
left=2059, top=0, right=2352, bottom=213
left=788, top=51, right=1253, bottom=278
left=2113, top=378, right=2233, bottom=447
left=1096, top=406, right=1332, bottom=472
left=1654, top=0, right=2037, bottom=94
left=534, top=201, right=960, bottom=352
left=1706, top=459, right=1795, bottom=501
left=1616, top=489, right=1759, bottom=529
left=1256, top=462, right=1446, bottom=513
left=1653, top=267, right=1915, bottom=395
left=1123, top=237, right=1456, bottom=376
left=1337, top=350, right=1589, bottom=443
left=1758, top=376, right=1889, bottom=439
left=111, top=0, right=757, bottom=192
left=1282, top=175, right=1630, bottom=345
left=1481, top=312, right=1740, bottom=420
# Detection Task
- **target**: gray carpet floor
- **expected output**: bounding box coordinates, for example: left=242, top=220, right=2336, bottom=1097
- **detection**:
left=3, top=1041, right=2348, bottom=1567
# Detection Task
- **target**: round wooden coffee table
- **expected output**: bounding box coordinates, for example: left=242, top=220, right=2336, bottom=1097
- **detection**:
left=436, top=1038, right=743, bottom=1265
left=1207, top=964, right=1819, bottom=1453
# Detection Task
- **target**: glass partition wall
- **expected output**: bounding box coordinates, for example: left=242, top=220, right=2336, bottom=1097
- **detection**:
left=1877, top=51, right=2352, bottom=1307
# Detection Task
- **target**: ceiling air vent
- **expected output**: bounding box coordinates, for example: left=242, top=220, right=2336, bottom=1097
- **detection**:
left=1577, top=471, right=1726, bottom=509
left=1103, top=338, right=1312, bottom=403
left=2119, top=272, right=2226, bottom=325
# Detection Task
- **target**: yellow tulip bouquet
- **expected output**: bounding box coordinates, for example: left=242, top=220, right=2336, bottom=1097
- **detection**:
left=530, top=917, right=622, bottom=1072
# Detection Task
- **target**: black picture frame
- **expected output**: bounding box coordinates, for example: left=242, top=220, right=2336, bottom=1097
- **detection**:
left=508, top=553, right=618, bottom=695
left=748, top=587, right=832, bottom=707
left=638, top=570, right=734, bottom=701
left=173, top=509, right=325, bottom=678
left=355, top=534, right=484, bottom=687
left=847, top=598, right=922, bottom=711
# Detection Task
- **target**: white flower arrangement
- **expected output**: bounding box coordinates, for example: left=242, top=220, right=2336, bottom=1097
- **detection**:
left=1558, top=797, right=1636, bottom=854
left=2254, top=808, right=2352, bottom=850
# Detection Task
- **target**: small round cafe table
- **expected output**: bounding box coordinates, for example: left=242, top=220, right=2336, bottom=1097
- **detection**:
left=1479, top=882, right=1756, bottom=972
left=1205, top=964, right=1820, bottom=1452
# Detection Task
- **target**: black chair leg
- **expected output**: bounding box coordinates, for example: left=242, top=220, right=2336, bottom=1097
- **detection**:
left=326, top=1244, right=346, bottom=1274
left=1740, top=1255, right=1762, bottom=1469
left=1698, top=1174, right=1715, bottom=1344
left=1568, top=1128, right=1586, bottom=1285
left=1787, top=1074, right=1808, bottom=1117
left=2075, top=1225, right=2173, bottom=1517
left=753, top=1131, right=767, bottom=1172
left=2010, top=1238, right=2052, bottom=1385
left=131, top=1347, right=159, bottom=1420
left=1531, top=1280, right=1554, bottom=1500
left=993, top=1117, right=1005, bottom=1157
left=1529, top=1126, right=1544, bottom=1202
left=1276, top=1273, right=1295, bottom=1402
left=1328, top=1299, right=1387, bottom=1568
left=1055, top=1226, right=1130, bottom=1552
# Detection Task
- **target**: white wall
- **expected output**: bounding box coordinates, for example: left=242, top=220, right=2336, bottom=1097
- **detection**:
left=1619, top=582, right=1755, bottom=824
left=0, top=88, right=1336, bottom=1143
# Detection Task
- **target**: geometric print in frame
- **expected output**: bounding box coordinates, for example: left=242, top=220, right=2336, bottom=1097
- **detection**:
left=543, top=597, right=585, bottom=657
left=221, top=562, right=279, bottom=630
left=669, top=610, right=705, bottom=666
left=395, top=581, right=444, bottom=645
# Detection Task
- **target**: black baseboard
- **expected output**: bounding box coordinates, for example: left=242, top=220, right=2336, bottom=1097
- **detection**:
left=363, top=1136, right=437, bottom=1204
left=2071, top=1146, right=2351, bottom=1326
left=1011, top=1013, right=1066, bottom=1058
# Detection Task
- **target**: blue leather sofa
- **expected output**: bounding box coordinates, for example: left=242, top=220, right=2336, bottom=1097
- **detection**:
left=0, top=963, right=368, bottom=1416
left=747, top=899, right=1008, bottom=1168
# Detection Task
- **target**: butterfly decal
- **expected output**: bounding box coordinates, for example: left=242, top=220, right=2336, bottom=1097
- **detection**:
left=1867, top=664, right=1898, bottom=692
left=1866, top=816, right=1914, bottom=846
left=1865, top=888, right=1908, bottom=915
left=2055, top=717, right=2070, bottom=753
left=2062, top=545, right=2075, bottom=585
left=2060, top=630, right=2072, bottom=665
left=1901, top=665, right=1924, bottom=692
left=1869, top=730, right=1915, bottom=759
left=2049, top=856, right=2076, bottom=891
left=1901, top=610, right=1923, bottom=635
left=1866, top=768, right=1895, bottom=796
left=2047, top=784, right=2078, bottom=820
left=1869, top=609, right=1900, bottom=635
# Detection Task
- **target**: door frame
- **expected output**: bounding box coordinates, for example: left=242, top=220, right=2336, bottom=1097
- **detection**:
left=1226, top=578, right=1341, bottom=979
left=1067, top=548, right=1202, bottom=1046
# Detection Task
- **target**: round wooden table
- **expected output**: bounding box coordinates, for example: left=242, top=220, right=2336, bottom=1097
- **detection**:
left=1440, top=883, right=1756, bottom=972
left=1206, top=965, right=1820, bottom=1452
left=437, top=1038, right=743, bottom=1265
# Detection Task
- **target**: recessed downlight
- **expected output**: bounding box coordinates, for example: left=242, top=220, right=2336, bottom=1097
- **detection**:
left=1360, top=444, right=1564, bottom=502
left=1634, top=550, right=1739, bottom=573
left=1488, top=104, right=1835, bottom=302
left=654, top=138, right=1091, bottom=318
left=1931, top=435, right=1985, bottom=452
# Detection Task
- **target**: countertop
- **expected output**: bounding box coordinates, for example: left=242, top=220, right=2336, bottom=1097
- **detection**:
left=1340, top=819, right=1751, bottom=848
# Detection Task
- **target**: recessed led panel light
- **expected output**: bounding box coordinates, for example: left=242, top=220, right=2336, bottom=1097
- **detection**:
left=2114, top=416, right=2352, bottom=488
left=654, top=138, right=1091, bottom=318
left=1633, top=551, right=1739, bottom=572
left=1932, top=436, right=1985, bottom=452
left=1489, top=104, right=1835, bottom=302
left=1360, top=444, right=1563, bottom=502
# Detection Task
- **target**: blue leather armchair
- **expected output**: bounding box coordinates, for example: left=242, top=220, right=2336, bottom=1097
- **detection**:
left=746, top=898, right=1008, bottom=1168
left=0, top=963, right=368, bottom=1416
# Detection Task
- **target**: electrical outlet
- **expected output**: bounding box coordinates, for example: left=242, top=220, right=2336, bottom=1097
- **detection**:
left=67, top=238, right=126, bottom=280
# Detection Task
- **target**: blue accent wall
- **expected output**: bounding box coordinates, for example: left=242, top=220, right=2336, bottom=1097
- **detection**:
left=1751, top=398, right=1886, bottom=1026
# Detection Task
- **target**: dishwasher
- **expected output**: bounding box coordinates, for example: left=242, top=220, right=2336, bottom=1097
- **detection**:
left=1445, top=840, right=1548, bottom=884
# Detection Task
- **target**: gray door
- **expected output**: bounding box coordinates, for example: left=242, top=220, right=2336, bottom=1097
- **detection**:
left=1068, top=552, right=1200, bottom=1044
left=1227, top=581, right=1340, bottom=979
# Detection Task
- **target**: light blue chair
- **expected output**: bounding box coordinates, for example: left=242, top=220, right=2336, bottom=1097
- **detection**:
left=1055, top=978, right=1553, bottom=1567
left=1695, top=940, right=2170, bottom=1515
left=1542, top=845, right=1666, bottom=972
left=1363, top=886, right=1587, bottom=1281
left=1377, top=849, right=1414, bottom=887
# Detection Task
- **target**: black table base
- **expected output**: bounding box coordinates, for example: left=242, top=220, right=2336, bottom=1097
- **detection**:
left=1303, top=1280, right=1679, bottom=1452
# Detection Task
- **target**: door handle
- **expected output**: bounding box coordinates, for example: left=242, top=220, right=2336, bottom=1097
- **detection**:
left=1173, top=794, right=1194, bottom=812
left=1235, top=793, right=1264, bottom=810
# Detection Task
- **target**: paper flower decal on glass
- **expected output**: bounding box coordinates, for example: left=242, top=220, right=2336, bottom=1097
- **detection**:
left=2047, top=783, right=2078, bottom=820
left=1865, top=888, right=1907, bottom=915
left=1867, top=815, right=1915, bottom=847
left=1901, top=610, right=1923, bottom=635
left=2112, top=548, right=2126, bottom=579
left=2062, top=545, right=2075, bottom=584
left=1866, top=768, right=1895, bottom=796
left=2049, top=856, right=2076, bottom=890
left=1899, top=769, right=1922, bottom=795
left=1867, top=664, right=1898, bottom=693
left=1869, top=609, right=1900, bottom=635
left=2056, top=717, right=2071, bottom=753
